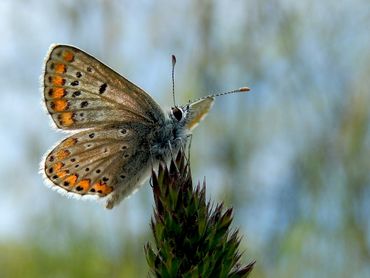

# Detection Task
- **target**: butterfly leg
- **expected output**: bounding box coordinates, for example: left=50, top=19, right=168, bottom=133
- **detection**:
left=149, top=147, right=155, bottom=169
left=175, top=135, right=191, bottom=159
left=186, top=134, right=192, bottom=161
left=167, top=140, right=176, bottom=161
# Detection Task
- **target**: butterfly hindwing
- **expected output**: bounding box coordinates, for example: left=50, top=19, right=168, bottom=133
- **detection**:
left=43, top=125, right=152, bottom=208
left=43, top=44, right=165, bottom=130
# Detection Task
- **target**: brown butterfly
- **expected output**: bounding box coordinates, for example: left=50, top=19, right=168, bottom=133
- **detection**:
left=41, top=44, right=249, bottom=209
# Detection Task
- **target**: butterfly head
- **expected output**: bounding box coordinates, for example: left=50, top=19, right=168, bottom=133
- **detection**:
left=168, top=96, right=215, bottom=133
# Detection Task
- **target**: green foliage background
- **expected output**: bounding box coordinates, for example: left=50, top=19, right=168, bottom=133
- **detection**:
left=0, top=0, right=369, bottom=277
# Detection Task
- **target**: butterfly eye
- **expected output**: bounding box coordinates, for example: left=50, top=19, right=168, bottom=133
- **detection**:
left=171, top=107, right=183, bottom=121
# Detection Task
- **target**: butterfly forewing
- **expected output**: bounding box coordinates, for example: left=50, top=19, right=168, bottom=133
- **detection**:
left=44, top=126, right=151, bottom=207
left=43, top=45, right=165, bottom=130
left=184, top=97, right=214, bottom=130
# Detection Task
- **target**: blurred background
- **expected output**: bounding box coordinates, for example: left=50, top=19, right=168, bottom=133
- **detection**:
left=1, top=0, right=369, bottom=277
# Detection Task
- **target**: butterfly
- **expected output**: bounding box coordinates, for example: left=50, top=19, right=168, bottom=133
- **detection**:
left=41, top=44, right=249, bottom=209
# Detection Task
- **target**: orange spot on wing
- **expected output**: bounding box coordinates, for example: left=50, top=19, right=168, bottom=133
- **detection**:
left=50, top=88, right=66, bottom=99
left=92, top=182, right=113, bottom=195
left=75, top=179, right=90, bottom=193
left=53, top=162, right=64, bottom=172
left=64, top=174, right=78, bottom=186
left=52, top=75, right=65, bottom=86
left=63, top=51, right=74, bottom=62
left=56, top=170, right=68, bottom=179
left=55, top=149, right=70, bottom=160
left=103, top=185, right=113, bottom=194
left=62, top=138, right=77, bottom=148
left=60, top=112, right=74, bottom=127
left=55, top=63, right=66, bottom=74
left=52, top=99, right=68, bottom=112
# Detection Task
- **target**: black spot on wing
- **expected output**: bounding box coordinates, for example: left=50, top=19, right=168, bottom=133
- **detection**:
left=71, top=80, right=79, bottom=86
left=99, top=83, right=107, bottom=94
left=72, top=91, right=81, bottom=97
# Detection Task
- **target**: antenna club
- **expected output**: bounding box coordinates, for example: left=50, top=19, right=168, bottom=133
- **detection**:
left=189, top=85, right=251, bottom=103
left=172, top=55, right=177, bottom=65
left=239, top=87, right=250, bottom=92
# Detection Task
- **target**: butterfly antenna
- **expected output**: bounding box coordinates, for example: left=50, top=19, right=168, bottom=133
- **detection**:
left=190, top=86, right=251, bottom=103
left=171, top=55, right=177, bottom=106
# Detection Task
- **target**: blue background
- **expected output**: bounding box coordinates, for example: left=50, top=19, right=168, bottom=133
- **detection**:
left=0, top=0, right=369, bottom=277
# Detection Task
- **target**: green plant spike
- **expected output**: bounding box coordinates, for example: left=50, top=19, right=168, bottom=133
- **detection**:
left=145, top=150, right=255, bottom=277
